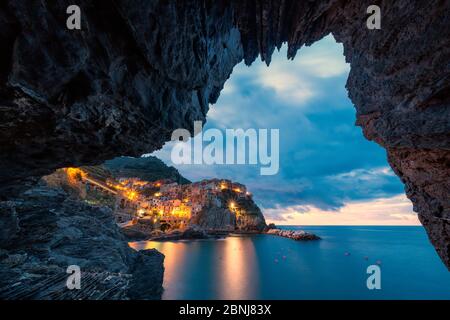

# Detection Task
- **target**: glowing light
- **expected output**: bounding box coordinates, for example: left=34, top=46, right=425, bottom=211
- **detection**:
left=114, top=184, right=126, bottom=191
left=131, top=180, right=148, bottom=187
left=154, top=192, right=161, bottom=197
left=125, top=190, right=138, bottom=201
left=65, top=168, right=87, bottom=184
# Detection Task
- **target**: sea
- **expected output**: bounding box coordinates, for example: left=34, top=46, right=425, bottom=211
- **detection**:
left=129, top=226, right=450, bottom=300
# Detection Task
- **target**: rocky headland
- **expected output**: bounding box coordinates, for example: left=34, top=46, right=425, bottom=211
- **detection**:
left=49, top=157, right=313, bottom=241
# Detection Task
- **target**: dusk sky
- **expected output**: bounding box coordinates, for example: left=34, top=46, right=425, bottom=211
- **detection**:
left=153, top=35, right=419, bottom=226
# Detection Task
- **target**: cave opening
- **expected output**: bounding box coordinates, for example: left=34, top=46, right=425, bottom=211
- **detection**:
left=1, top=0, right=449, bottom=301
left=154, top=34, right=417, bottom=227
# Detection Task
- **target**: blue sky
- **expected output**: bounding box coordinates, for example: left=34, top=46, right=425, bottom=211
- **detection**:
left=153, top=35, right=418, bottom=225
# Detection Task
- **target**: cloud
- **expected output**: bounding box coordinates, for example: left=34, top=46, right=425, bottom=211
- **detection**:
left=255, top=64, right=316, bottom=104
left=297, top=56, right=349, bottom=78
left=294, top=39, right=350, bottom=78
left=264, top=194, right=419, bottom=226
left=250, top=35, right=350, bottom=106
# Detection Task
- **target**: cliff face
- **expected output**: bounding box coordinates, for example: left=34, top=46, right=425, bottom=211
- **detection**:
left=191, top=188, right=267, bottom=232
left=0, top=186, right=164, bottom=299
left=0, top=1, right=449, bottom=267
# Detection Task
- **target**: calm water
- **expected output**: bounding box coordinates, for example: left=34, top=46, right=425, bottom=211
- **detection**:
left=129, top=226, right=450, bottom=300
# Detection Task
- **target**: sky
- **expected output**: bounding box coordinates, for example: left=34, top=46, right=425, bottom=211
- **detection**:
left=153, top=35, right=419, bottom=226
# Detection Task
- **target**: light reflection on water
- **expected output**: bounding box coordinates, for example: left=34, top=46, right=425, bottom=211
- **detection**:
left=130, top=235, right=260, bottom=299
left=129, top=227, right=450, bottom=300
left=217, top=236, right=259, bottom=299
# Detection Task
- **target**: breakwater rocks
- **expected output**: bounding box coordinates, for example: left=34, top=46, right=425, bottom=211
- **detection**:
left=266, top=229, right=320, bottom=241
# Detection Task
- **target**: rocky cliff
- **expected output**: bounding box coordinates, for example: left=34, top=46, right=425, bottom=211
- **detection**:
left=0, top=186, right=164, bottom=299
left=191, top=188, right=267, bottom=232
left=0, top=1, right=449, bottom=267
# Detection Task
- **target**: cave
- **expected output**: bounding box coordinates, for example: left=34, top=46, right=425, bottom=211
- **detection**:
left=0, top=0, right=449, bottom=294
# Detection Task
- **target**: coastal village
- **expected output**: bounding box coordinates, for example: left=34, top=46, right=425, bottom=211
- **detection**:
left=62, top=167, right=263, bottom=234
left=49, top=163, right=318, bottom=241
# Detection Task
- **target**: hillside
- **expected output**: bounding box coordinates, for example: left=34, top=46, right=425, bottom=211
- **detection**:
left=104, top=157, right=191, bottom=185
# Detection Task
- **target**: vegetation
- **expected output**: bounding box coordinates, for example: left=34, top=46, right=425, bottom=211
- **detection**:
left=104, top=156, right=191, bottom=185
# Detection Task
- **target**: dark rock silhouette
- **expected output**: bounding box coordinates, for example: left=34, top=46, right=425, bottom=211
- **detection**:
left=0, top=186, right=164, bottom=299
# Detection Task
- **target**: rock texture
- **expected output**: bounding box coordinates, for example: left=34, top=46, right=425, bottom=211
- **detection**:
left=193, top=206, right=237, bottom=231
left=0, top=0, right=243, bottom=198
left=266, top=228, right=321, bottom=241
left=0, top=1, right=449, bottom=267
left=191, top=188, right=267, bottom=232
left=0, top=186, right=164, bottom=300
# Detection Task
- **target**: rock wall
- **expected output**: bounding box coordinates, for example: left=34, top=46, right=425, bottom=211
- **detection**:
left=0, top=186, right=164, bottom=299
left=192, top=206, right=237, bottom=232
left=192, top=206, right=267, bottom=233
left=0, top=1, right=449, bottom=266
left=0, top=0, right=244, bottom=197
left=191, top=186, right=267, bottom=232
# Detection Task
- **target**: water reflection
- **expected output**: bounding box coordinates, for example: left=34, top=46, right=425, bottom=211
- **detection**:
left=129, top=228, right=450, bottom=300
left=216, top=236, right=259, bottom=299
left=129, top=236, right=259, bottom=299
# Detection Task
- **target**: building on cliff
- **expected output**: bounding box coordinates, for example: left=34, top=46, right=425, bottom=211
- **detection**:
left=45, top=166, right=266, bottom=233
